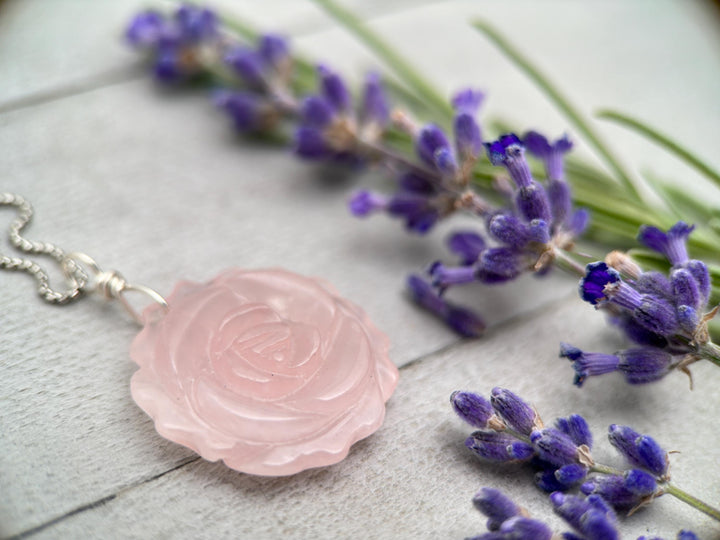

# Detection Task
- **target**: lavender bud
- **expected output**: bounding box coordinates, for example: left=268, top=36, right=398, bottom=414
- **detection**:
left=429, top=262, right=477, bottom=289
left=444, top=305, right=486, bottom=337
left=454, top=113, right=482, bottom=160
left=125, top=10, right=164, bottom=48
left=578, top=509, right=620, bottom=540
left=451, top=391, right=494, bottom=429
left=555, top=463, right=588, bottom=486
left=490, top=388, right=537, bottom=435
left=552, top=493, right=619, bottom=540
left=472, top=487, right=519, bottom=531
left=301, top=96, right=334, bottom=128
left=677, top=531, right=700, bottom=540
left=632, top=294, right=679, bottom=337
left=555, top=414, right=593, bottom=448
left=608, top=425, right=667, bottom=475
left=507, top=441, right=535, bottom=460
left=452, top=88, right=485, bottom=115
left=617, top=348, right=672, bottom=385
left=348, top=190, right=388, bottom=217
left=580, top=262, right=621, bottom=305
left=317, top=64, right=351, bottom=112
left=535, top=469, right=567, bottom=493
left=635, top=271, right=673, bottom=300
left=677, top=305, right=699, bottom=334
left=434, top=147, right=458, bottom=177
left=547, top=179, right=572, bottom=227
left=175, top=5, right=217, bottom=42
left=671, top=268, right=702, bottom=310
left=516, top=182, right=552, bottom=223
left=498, top=516, right=552, bottom=540
left=624, top=469, right=657, bottom=496
left=568, top=208, right=590, bottom=236
left=446, top=230, right=486, bottom=265
left=581, top=474, right=645, bottom=509
left=294, top=127, right=329, bottom=159
left=527, top=219, right=550, bottom=244
left=416, top=125, right=451, bottom=168
left=487, top=214, right=529, bottom=249
left=680, top=260, right=711, bottom=301
left=559, top=343, right=620, bottom=387
left=258, top=34, right=289, bottom=70
left=485, top=134, right=534, bottom=188
left=225, top=47, right=265, bottom=86
left=477, top=248, right=523, bottom=283
left=531, top=428, right=579, bottom=467
left=465, top=431, right=528, bottom=462
left=399, top=172, right=436, bottom=195
left=406, top=274, right=445, bottom=315
left=618, top=315, right=668, bottom=348
left=360, top=72, right=389, bottom=127
left=637, top=222, right=694, bottom=265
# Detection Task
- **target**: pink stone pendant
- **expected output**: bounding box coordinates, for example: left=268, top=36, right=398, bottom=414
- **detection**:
left=129, top=268, right=398, bottom=476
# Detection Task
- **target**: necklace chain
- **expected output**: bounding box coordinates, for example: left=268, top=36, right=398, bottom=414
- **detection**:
left=0, top=192, right=88, bottom=304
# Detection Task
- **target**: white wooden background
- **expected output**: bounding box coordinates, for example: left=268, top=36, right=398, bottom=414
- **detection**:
left=1, top=1, right=720, bottom=538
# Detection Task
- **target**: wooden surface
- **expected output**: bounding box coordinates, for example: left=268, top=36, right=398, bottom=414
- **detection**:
left=1, top=1, right=719, bottom=538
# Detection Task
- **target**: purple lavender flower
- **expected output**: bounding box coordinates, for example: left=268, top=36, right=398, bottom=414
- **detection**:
left=446, top=230, right=486, bottom=265
left=416, top=125, right=453, bottom=170
left=465, top=431, right=532, bottom=462
left=638, top=222, right=694, bottom=266
left=469, top=489, right=552, bottom=540
left=531, top=428, right=581, bottom=467
left=559, top=343, right=672, bottom=386
left=608, top=424, right=668, bottom=476
left=213, top=90, right=280, bottom=133
left=406, top=275, right=485, bottom=337
left=452, top=89, right=484, bottom=161
left=551, top=493, right=619, bottom=540
left=581, top=469, right=657, bottom=509
left=451, top=391, right=494, bottom=429
left=490, top=388, right=537, bottom=435
left=580, top=262, right=679, bottom=337
left=360, top=72, right=390, bottom=128
left=555, top=415, right=593, bottom=449
left=523, top=131, right=574, bottom=228
left=472, top=487, right=520, bottom=531
left=523, top=131, right=573, bottom=181
left=125, top=5, right=219, bottom=82
left=125, top=10, right=164, bottom=48
left=485, top=134, right=533, bottom=188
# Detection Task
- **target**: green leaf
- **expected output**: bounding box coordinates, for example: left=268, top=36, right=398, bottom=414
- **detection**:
left=597, top=109, right=720, bottom=191
left=471, top=19, right=644, bottom=201
left=308, top=0, right=454, bottom=120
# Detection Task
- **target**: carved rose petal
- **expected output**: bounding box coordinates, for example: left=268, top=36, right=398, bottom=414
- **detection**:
left=129, top=268, right=398, bottom=476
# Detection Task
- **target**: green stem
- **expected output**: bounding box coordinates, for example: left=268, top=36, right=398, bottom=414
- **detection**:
left=597, top=110, right=720, bottom=191
left=589, top=463, right=624, bottom=476
left=699, top=341, right=720, bottom=369
left=309, top=0, right=454, bottom=120
left=664, top=482, right=720, bottom=522
left=553, top=248, right=585, bottom=277
left=471, top=20, right=644, bottom=201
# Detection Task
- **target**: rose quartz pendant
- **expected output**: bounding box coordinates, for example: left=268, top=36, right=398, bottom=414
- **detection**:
left=129, top=268, right=398, bottom=476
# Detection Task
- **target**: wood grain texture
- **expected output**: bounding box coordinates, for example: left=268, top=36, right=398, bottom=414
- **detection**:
left=1, top=0, right=719, bottom=538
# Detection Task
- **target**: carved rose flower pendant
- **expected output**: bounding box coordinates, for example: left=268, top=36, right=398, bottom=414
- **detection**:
left=129, top=268, right=398, bottom=476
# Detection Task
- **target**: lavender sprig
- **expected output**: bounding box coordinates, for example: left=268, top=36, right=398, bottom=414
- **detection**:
left=468, top=487, right=698, bottom=540
left=562, top=222, right=720, bottom=387
left=451, top=388, right=720, bottom=524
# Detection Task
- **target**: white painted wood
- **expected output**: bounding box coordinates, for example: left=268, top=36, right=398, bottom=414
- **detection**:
left=1, top=0, right=719, bottom=538
left=27, top=298, right=720, bottom=539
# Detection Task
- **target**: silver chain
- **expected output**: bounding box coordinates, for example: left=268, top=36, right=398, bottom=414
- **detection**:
left=0, top=192, right=88, bottom=304
left=0, top=192, right=169, bottom=323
